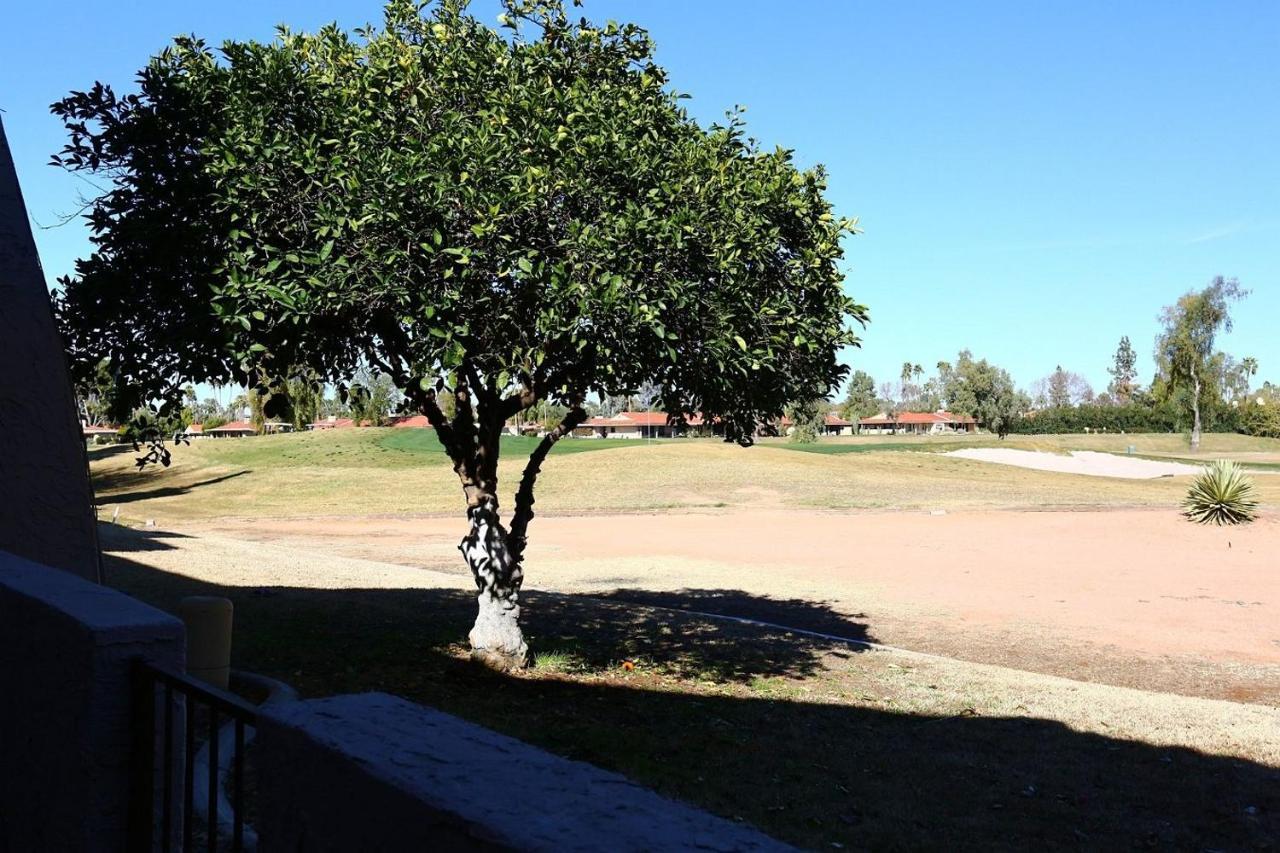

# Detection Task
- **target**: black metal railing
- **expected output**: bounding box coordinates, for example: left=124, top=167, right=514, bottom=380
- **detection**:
left=130, top=660, right=258, bottom=852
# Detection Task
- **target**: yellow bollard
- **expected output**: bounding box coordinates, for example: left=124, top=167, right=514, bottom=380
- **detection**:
left=178, top=596, right=233, bottom=689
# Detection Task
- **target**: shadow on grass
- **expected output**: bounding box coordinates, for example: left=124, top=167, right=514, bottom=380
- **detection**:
left=103, top=550, right=1280, bottom=850
left=96, top=523, right=194, bottom=553
left=86, top=442, right=135, bottom=461
left=592, top=588, right=873, bottom=643
left=92, top=470, right=252, bottom=506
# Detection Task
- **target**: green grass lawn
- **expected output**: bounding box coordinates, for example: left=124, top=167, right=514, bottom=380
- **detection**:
left=776, top=437, right=982, bottom=455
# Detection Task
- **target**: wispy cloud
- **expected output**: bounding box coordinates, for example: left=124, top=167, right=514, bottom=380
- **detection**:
left=1188, top=221, right=1249, bottom=244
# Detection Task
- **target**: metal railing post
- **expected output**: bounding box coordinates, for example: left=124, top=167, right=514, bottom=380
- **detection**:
left=128, top=659, right=157, bottom=852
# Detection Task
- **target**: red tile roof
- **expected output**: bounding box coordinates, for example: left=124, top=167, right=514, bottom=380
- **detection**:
left=859, top=411, right=977, bottom=425
left=779, top=414, right=852, bottom=427
left=207, top=420, right=256, bottom=433
left=581, top=411, right=674, bottom=428
left=390, top=414, right=433, bottom=428
left=311, top=417, right=355, bottom=429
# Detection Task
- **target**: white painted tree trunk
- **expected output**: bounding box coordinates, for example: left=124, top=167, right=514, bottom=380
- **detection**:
left=459, top=499, right=528, bottom=670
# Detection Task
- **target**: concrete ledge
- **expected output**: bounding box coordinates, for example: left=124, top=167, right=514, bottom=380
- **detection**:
left=256, top=692, right=792, bottom=852
left=0, top=549, right=184, bottom=851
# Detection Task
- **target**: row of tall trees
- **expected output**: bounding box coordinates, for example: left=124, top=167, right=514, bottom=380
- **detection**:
left=835, top=278, right=1268, bottom=440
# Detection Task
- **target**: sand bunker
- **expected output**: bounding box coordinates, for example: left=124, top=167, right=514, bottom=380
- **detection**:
left=947, top=448, right=1205, bottom=479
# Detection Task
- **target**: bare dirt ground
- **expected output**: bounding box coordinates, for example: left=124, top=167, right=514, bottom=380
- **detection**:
left=170, top=507, right=1280, bottom=706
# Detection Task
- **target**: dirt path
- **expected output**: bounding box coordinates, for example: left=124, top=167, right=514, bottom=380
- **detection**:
left=175, top=508, right=1280, bottom=704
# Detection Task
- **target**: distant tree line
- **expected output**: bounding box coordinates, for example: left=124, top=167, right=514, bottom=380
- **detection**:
left=835, top=277, right=1274, bottom=440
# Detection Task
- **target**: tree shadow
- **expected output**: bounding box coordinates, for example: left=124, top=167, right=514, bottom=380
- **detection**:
left=86, top=443, right=135, bottom=461
left=591, top=588, right=874, bottom=643
left=92, top=470, right=252, bottom=505
left=96, top=522, right=193, bottom=553
left=525, top=587, right=871, bottom=682
left=101, top=553, right=1280, bottom=850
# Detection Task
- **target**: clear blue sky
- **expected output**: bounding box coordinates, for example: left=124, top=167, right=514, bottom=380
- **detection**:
left=3, top=1, right=1276, bottom=397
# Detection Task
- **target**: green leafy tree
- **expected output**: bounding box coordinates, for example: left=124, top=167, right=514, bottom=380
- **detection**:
left=287, top=367, right=324, bottom=430
left=73, top=357, right=120, bottom=427
left=1239, top=381, right=1280, bottom=438
left=976, top=374, right=1026, bottom=439
left=1217, top=354, right=1258, bottom=405
left=1047, top=365, right=1071, bottom=408
left=1154, top=277, right=1248, bottom=450
left=940, top=352, right=977, bottom=415
left=189, top=397, right=224, bottom=424
left=1106, top=336, right=1138, bottom=404
left=839, top=369, right=878, bottom=422
left=247, top=387, right=271, bottom=433
left=938, top=350, right=1023, bottom=432
left=51, top=0, right=867, bottom=667
left=784, top=399, right=825, bottom=443
left=348, top=369, right=401, bottom=427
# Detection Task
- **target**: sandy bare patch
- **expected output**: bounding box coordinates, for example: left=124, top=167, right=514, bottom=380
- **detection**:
left=101, top=523, right=1280, bottom=776
left=172, top=508, right=1280, bottom=704
left=947, top=448, right=1205, bottom=478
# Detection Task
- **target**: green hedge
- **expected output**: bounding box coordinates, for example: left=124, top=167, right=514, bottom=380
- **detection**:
left=1009, top=402, right=1279, bottom=437
left=1011, top=404, right=1178, bottom=434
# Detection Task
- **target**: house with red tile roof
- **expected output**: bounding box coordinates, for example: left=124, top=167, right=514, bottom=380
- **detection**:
left=81, top=423, right=120, bottom=442
left=777, top=413, right=855, bottom=436
left=205, top=420, right=257, bottom=437
left=858, top=410, right=978, bottom=435
left=575, top=411, right=687, bottom=439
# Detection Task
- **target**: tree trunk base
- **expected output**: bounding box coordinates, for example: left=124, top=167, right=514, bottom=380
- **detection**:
left=468, top=592, right=529, bottom=671
left=469, top=647, right=528, bottom=672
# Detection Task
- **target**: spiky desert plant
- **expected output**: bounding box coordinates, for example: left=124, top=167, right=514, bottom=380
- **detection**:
left=1183, top=460, right=1260, bottom=525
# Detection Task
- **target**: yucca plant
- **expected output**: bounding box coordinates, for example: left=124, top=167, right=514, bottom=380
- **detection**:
left=1183, top=460, right=1260, bottom=525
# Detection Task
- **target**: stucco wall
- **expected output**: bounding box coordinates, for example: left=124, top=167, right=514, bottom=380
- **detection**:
left=256, top=692, right=792, bottom=852
left=0, top=116, right=101, bottom=581
left=0, top=548, right=184, bottom=851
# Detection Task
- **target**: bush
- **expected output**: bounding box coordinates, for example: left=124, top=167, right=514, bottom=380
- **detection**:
left=1010, top=403, right=1177, bottom=435
left=784, top=400, right=825, bottom=444
left=1183, top=460, right=1260, bottom=525
left=1239, top=400, right=1280, bottom=439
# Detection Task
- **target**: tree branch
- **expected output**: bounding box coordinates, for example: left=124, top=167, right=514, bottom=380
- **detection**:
left=500, top=382, right=538, bottom=420
left=420, top=388, right=460, bottom=461
left=508, top=405, right=588, bottom=561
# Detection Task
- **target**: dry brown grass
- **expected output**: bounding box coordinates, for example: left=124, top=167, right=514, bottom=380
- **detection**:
left=88, top=429, right=1280, bottom=524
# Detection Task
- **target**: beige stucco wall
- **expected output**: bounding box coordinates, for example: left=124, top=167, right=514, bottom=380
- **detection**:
left=0, top=116, right=101, bottom=581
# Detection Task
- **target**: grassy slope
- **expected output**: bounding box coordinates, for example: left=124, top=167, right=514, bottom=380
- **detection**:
left=89, top=429, right=1280, bottom=523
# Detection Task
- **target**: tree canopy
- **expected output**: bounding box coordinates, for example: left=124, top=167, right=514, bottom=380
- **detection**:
left=1154, top=277, right=1247, bottom=448
left=1106, top=336, right=1138, bottom=403
left=54, top=0, right=865, bottom=443
left=839, top=369, right=878, bottom=421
